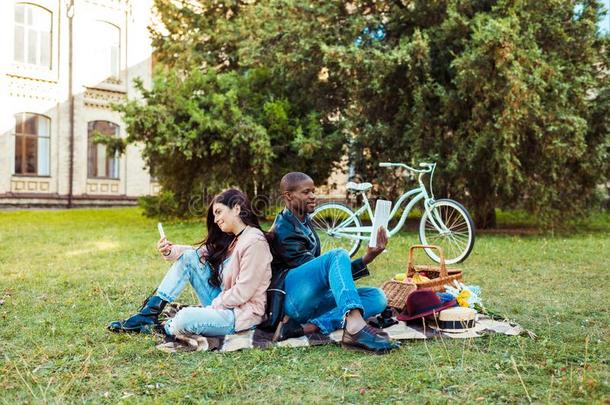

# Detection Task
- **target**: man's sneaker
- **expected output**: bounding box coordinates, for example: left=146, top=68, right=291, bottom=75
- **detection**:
left=341, top=325, right=400, bottom=354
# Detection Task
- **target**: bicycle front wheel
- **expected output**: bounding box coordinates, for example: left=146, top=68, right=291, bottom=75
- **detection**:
left=419, top=199, right=475, bottom=264
left=311, top=203, right=362, bottom=257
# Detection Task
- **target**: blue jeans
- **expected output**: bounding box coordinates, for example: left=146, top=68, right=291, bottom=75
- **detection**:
left=283, top=249, right=387, bottom=335
left=156, top=249, right=236, bottom=336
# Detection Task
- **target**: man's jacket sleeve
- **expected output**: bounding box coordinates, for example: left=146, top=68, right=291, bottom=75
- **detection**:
left=351, top=257, right=369, bottom=280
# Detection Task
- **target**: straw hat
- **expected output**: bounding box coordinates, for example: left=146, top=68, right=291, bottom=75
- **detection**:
left=429, top=306, right=477, bottom=332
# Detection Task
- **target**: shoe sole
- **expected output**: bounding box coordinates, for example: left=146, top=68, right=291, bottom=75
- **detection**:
left=340, top=342, right=397, bottom=355
left=107, top=324, right=153, bottom=334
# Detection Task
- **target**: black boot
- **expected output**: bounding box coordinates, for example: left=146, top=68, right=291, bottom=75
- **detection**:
left=108, top=295, right=167, bottom=334
left=272, top=316, right=305, bottom=342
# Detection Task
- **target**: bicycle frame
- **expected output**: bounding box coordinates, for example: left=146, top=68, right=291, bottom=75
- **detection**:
left=327, top=164, right=441, bottom=242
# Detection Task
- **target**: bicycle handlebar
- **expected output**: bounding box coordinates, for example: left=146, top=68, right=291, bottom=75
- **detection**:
left=379, top=162, right=435, bottom=173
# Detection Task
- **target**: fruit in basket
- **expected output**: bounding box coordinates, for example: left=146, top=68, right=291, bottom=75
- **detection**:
left=393, top=273, right=406, bottom=282
left=412, top=272, right=430, bottom=284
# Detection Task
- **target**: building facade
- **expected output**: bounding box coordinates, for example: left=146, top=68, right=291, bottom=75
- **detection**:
left=0, top=0, right=157, bottom=207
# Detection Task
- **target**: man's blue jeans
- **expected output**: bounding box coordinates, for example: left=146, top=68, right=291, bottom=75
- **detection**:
left=156, top=249, right=236, bottom=337
left=283, top=249, right=387, bottom=335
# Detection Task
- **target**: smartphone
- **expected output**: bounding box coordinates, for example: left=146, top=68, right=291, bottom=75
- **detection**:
left=157, top=222, right=166, bottom=239
left=369, top=199, right=391, bottom=248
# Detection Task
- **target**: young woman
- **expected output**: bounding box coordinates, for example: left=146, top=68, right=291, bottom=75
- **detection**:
left=108, top=189, right=273, bottom=337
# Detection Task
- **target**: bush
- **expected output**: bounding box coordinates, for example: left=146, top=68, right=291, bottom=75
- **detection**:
left=138, top=191, right=183, bottom=220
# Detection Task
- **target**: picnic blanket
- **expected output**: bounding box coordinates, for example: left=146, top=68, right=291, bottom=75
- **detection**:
left=155, top=303, right=531, bottom=353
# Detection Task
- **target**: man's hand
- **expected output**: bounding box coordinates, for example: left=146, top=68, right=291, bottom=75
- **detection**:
left=362, top=226, right=389, bottom=265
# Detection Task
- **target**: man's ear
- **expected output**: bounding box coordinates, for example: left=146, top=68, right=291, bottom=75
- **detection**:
left=282, top=191, right=293, bottom=202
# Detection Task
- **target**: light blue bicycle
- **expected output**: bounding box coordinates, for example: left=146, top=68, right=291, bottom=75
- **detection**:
left=311, top=162, right=475, bottom=264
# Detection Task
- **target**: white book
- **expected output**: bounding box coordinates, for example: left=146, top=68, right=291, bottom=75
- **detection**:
left=369, top=199, right=391, bottom=248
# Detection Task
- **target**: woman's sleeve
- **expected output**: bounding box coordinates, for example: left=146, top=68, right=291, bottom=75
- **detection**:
left=211, top=239, right=272, bottom=309
left=162, top=244, right=200, bottom=262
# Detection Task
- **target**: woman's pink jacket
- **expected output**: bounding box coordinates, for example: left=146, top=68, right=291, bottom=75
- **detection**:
left=164, top=226, right=272, bottom=332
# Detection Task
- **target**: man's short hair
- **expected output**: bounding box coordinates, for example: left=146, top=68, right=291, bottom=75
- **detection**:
left=280, top=172, right=313, bottom=194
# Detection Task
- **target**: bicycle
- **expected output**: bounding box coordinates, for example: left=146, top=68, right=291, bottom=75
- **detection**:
left=310, top=162, right=475, bottom=264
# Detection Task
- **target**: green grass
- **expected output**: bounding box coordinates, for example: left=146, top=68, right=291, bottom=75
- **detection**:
left=0, top=207, right=608, bottom=403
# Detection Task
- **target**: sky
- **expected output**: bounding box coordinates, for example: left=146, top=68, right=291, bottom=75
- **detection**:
left=600, top=0, right=610, bottom=34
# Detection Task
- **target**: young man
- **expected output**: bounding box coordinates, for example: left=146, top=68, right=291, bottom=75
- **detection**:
left=269, top=172, right=399, bottom=353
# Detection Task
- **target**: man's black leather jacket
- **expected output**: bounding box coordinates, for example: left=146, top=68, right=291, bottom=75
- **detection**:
left=270, top=208, right=370, bottom=284
left=259, top=208, right=370, bottom=330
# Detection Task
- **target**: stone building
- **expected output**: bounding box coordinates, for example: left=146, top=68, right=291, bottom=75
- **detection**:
left=0, top=0, right=157, bottom=207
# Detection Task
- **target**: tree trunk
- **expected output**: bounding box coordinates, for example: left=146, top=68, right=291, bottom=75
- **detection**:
left=474, top=204, right=497, bottom=229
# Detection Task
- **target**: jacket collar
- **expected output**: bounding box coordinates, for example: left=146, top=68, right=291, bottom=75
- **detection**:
left=282, top=208, right=311, bottom=230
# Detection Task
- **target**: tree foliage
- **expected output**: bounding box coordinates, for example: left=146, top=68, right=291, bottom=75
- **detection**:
left=331, top=0, right=610, bottom=226
left=119, top=0, right=609, bottom=226
left=118, top=0, right=349, bottom=212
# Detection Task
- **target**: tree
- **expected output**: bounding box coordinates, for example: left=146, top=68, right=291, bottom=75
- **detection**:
left=328, top=0, right=610, bottom=227
left=116, top=0, right=349, bottom=213
left=117, top=0, right=609, bottom=226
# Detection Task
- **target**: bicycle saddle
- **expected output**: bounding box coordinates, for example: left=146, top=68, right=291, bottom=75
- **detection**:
left=346, top=182, right=373, bottom=192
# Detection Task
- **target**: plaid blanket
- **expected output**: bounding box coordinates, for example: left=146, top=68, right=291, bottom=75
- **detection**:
left=155, top=303, right=531, bottom=353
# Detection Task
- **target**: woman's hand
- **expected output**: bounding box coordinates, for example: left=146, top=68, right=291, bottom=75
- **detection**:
left=157, top=237, right=173, bottom=257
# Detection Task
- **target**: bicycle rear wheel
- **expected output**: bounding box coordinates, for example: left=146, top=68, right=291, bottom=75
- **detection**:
left=311, top=203, right=362, bottom=257
left=418, top=199, right=475, bottom=264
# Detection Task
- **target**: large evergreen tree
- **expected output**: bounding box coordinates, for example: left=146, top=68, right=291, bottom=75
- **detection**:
left=118, top=0, right=609, bottom=225
left=330, top=0, right=610, bottom=226
left=117, top=0, right=350, bottom=211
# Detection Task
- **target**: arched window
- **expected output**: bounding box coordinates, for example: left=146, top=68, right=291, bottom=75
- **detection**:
left=88, top=121, right=120, bottom=179
left=14, top=3, right=52, bottom=68
left=14, top=113, right=51, bottom=176
left=90, top=21, right=120, bottom=80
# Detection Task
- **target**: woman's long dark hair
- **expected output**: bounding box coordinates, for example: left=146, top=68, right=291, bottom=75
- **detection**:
left=199, top=189, right=272, bottom=288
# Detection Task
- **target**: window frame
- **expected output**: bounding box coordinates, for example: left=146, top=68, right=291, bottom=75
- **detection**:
left=88, top=20, right=122, bottom=84
left=13, top=2, right=53, bottom=69
left=87, top=120, right=121, bottom=180
left=13, top=112, right=52, bottom=177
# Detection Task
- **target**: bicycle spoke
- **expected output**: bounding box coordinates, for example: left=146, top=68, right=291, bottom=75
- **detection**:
left=426, top=231, right=444, bottom=245
left=445, top=208, right=460, bottom=231
left=425, top=232, right=440, bottom=243
left=331, top=209, right=341, bottom=229
left=312, top=214, right=330, bottom=232
left=448, top=218, right=469, bottom=231
left=421, top=201, right=475, bottom=263
left=442, top=238, right=458, bottom=258
left=450, top=224, right=469, bottom=234
left=450, top=228, right=469, bottom=238
left=447, top=233, right=464, bottom=250
left=451, top=232, right=469, bottom=242
left=311, top=204, right=362, bottom=257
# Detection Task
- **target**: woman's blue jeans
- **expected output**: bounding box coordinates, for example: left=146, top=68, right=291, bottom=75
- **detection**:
left=155, top=249, right=235, bottom=337
left=283, top=249, right=388, bottom=335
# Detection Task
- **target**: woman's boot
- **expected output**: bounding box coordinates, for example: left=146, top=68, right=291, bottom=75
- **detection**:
left=108, top=295, right=167, bottom=333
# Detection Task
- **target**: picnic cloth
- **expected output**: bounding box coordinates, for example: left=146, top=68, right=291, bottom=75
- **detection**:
left=155, top=303, right=532, bottom=353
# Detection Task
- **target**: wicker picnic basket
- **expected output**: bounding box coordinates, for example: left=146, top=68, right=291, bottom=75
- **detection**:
left=381, top=278, right=417, bottom=311
left=406, top=245, right=463, bottom=292
left=381, top=245, right=464, bottom=310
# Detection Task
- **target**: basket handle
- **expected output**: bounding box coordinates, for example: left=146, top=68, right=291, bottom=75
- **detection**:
left=407, top=245, right=447, bottom=277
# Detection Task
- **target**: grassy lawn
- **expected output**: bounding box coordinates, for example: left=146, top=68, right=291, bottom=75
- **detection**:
left=0, top=207, right=608, bottom=403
